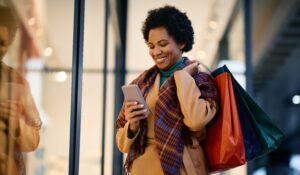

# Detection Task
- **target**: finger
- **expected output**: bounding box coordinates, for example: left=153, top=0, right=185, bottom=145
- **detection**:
left=125, top=109, right=147, bottom=121
left=125, top=105, right=139, bottom=116
left=186, top=62, right=198, bottom=69
left=191, top=62, right=199, bottom=67
left=124, top=101, right=138, bottom=108
left=125, top=100, right=138, bottom=105
left=124, top=104, right=142, bottom=116
left=128, top=115, right=148, bottom=123
left=128, top=104, right=145, bottom=113
left=124, top=101, right=137, bottom=114
left=186, top=63, right=198, bottom=73
left=131, top=109, right=147, bottom=116
left=198, top=64, right=210, bottom=73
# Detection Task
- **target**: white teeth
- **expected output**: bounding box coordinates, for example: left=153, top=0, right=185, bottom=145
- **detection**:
left=156, top=57, right=166, bottom=64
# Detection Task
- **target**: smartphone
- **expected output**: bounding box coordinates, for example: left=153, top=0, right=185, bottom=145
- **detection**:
left=121, top=84, right=150, bottom=116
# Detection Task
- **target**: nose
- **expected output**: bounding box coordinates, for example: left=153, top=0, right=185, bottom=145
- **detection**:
left=151, top=46, right=162, bottom=56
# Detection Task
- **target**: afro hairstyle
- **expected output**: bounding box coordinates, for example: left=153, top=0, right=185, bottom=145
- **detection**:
left=142, top=5, right=194, bottom=52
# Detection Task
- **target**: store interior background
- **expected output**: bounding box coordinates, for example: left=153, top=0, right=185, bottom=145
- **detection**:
left=0, top=0, right=300, bottom=174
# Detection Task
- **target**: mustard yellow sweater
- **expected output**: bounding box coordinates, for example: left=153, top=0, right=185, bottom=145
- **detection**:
left=116, top=70, right=217, bottom=175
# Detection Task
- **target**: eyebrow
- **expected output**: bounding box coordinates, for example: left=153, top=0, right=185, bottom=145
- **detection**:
left=148, top=39, right=169, bottom=45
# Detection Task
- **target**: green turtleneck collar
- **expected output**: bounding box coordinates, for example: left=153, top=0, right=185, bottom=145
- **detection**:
left=159, top=58, right=184, bottom=86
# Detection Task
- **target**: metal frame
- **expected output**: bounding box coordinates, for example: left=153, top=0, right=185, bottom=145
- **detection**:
left=244, top=0, right=254, bottom=174
left=68, top=0, right=85, bottom=174
left=244, top=0, right=253, bottom=95
left=112, top=1, right=128, bottom=174
left=67, top=0, right=128, bottom=174
left=100, top=0, right=109, bottom=174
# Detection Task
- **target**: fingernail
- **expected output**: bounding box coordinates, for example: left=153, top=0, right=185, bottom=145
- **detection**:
left=140, top=104, right=144, bottom=107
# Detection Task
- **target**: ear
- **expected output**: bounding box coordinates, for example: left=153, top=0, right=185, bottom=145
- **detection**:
left=179, top=43, right=186, bottom=51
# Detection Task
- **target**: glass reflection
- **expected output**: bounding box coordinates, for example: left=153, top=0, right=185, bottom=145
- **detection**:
left=0, top=5, right=41, bottom=175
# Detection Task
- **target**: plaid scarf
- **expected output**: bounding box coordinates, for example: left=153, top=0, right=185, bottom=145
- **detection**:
left=116, top=58, right=218, bottom=175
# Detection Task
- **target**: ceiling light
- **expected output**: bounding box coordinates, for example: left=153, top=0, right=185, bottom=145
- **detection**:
left=55, top=71, right=67, bottom=82
left=44, top=47, right=53, bottom=57
left=292, top=95, right=300, bottom=105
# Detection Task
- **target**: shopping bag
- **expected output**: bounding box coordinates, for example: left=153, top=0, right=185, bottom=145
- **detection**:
left=202, top=65, right=284, bottom=172
left=220, top=66, right=263, bottom=161
left=231, top=75, right=284, bottom=157
left=202, top=66, right=246, bottom=172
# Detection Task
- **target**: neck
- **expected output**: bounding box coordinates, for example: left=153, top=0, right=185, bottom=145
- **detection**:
left=158, top=58, right=184, bottom=86
left=159, top=58, right=183, bottom=74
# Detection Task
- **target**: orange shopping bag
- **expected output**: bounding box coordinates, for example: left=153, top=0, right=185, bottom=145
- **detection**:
left=202, top=69, right=246, bottom=172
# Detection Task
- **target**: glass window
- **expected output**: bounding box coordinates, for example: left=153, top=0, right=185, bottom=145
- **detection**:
left=80, top=0, right=116, bottom=174
left=0, top=0, right=74, bottom=174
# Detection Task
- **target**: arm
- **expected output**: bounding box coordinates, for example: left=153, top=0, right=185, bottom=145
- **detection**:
left=1, top=100, right=40, bottom=152
left=116, top=101, right=145, bottom=153
left=9, top=117, right=40, bottom=152
left=116, top=122, right=140, bottom=153
left=0, top=66, right=41, bottom=152
left=174, top=70, right=217, bottom=131
left=1, top=82, right=41, bottom=152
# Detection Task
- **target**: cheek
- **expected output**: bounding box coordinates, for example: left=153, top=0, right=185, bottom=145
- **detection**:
left=149, top=50, right=154, bottom=58
left=160, top=47, right=170, bottom=55
left=173, top=47, right=182, bottom=55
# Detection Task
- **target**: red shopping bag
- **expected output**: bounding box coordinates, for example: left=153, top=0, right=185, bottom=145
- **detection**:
left=202, top=70, right=246, bottom=172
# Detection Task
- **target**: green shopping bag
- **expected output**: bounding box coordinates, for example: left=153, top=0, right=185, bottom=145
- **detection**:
left=231, top=76, right=284, bottom=156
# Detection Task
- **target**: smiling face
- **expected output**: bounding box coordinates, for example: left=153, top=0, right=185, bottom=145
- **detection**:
left=148, top=27, right=185, bottom=70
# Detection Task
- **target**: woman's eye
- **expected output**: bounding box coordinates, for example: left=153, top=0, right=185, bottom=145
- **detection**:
left=160, top=43, right=167, bottom=47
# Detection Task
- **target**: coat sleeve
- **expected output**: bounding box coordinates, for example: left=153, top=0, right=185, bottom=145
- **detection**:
left=8, top=80, right=41, bottom=152
left=9, top=118, right=40, bottom=152
left=174, top=70, right=217, bottom=132
left=116, top=122, right=140, bottom=153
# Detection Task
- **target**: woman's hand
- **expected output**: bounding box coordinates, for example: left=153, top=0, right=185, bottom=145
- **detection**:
left=182, top=61, right=210, bottom=75
left=124, top=101, right=148, bottom=133
left=182, top=61, right=199, bottom=76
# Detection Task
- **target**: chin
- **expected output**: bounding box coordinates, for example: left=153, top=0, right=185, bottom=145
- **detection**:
left=155, top=63, right=165, bottom=69
left=155, top=62, right=169, bottom=70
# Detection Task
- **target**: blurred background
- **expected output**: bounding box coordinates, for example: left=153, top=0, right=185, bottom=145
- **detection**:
left=0, top=0, right=299, bottom=174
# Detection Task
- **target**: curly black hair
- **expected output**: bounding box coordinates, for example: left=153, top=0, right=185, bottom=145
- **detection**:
left=142, top=5, right=194, bottom=52
left=0, top=6, right=18, bottom=44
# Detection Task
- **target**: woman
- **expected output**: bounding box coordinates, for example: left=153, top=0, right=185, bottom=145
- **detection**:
left=116, top=5, right=218, bottom=175
left=0, top=6, right=41, bottom=175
